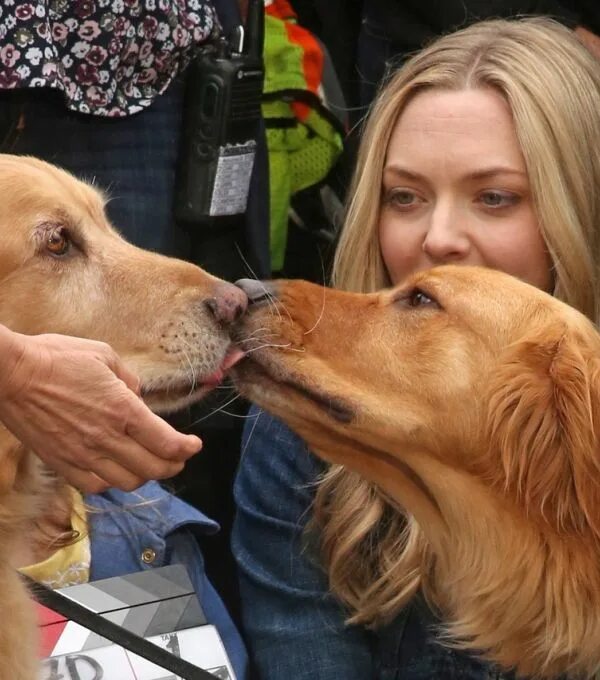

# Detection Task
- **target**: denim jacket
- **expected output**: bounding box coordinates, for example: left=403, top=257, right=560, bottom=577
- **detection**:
left=232, top=409, right=532, bottom=680
left=86, top=481, right=248, bottom=680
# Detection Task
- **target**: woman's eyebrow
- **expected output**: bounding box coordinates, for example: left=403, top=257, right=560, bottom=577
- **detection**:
left=382, top=166, right=429, bottom=184
left=463, top=167, right=528, bottom=180
left=382, top=164, right=527, bottom=181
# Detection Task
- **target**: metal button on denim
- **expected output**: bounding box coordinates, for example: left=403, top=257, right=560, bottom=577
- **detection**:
left=141, top=548, right=156, bottom=564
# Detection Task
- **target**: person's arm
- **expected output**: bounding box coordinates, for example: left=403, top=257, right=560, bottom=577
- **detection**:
left=232, top=409, right=375, bottom=679
left=0, top=325, right=201, bottom=492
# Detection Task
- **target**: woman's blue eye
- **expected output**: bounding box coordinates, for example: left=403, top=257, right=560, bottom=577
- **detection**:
left=479, top=190, right=519, bottom=208
left=392, top=190, right=415, bottom=205
left=383, top=189, right=422, bottom=211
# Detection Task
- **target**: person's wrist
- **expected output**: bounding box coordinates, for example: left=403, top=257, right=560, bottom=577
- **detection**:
left=0, top=326, right=32, bottom=403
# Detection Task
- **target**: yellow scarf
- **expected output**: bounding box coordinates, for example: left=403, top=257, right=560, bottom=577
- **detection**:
left=20, top=488, right=90, bottom=588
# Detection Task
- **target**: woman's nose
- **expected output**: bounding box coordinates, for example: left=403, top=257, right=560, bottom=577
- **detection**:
left=421, top=204, right=471, bottom=263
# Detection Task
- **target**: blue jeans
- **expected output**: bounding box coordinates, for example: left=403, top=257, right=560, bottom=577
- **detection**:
left=0, top=78, right=270, bottom=279
left=1, top=82, right=189, bottom=257
left=233, top=409, right=551, bottom=680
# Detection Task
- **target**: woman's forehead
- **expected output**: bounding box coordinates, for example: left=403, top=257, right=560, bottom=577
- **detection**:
left=385, top=89, right=527, bottom=177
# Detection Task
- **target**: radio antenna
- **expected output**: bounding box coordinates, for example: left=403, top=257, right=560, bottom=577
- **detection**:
left=244, top=0, right=264, bottom=59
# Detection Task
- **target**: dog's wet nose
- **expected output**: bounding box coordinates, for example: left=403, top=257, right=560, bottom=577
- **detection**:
left=205, top=281, right=248, bottom=325
left=235, top=278, right=275, bottom=304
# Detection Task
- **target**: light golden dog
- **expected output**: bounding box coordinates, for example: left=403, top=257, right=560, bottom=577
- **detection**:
left=233, top=266, right=600, bottom=679
left=0, top=154, right=246, bottom=678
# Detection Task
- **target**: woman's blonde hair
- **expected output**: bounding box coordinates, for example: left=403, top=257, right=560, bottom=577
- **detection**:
left=315, top=17, right=600, bottom=626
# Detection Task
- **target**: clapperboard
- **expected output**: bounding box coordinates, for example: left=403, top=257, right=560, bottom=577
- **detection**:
left=37, top=565, right=235, bottom=680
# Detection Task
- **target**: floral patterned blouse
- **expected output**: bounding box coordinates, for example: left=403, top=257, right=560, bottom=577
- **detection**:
left=0, top=0, right=218, bottom=117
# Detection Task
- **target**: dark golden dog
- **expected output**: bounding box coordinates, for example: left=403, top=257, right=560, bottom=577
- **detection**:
left=233, top=266, right=600, bottom=679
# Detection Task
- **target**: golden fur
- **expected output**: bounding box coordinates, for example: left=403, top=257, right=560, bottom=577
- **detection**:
left=319, top=17, right=600, bottom=636
left=234, top=266, right=600, bottom=679
left=0, top=154, right=244, bottom=678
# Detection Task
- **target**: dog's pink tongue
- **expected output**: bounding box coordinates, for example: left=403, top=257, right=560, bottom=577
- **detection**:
left=204, top=347, right=246, bottom=386
left=221, top=347, right=246, bottom=371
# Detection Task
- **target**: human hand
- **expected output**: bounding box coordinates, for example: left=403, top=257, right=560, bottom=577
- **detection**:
left=575, top=25, right=600, bottom=60
left=0, top=328, right=202, bottom=493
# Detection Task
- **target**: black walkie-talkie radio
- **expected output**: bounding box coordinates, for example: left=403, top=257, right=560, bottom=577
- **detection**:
left=174, top=0, right=265, bottom=223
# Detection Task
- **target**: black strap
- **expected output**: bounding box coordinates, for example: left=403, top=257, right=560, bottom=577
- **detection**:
left=24, top=575, right=218, bottom=680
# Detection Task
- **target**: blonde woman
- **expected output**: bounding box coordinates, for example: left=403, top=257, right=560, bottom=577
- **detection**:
left=232, top=17, right=600, bottom=680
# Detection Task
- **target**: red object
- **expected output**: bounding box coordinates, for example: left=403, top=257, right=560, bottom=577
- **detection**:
left=37, top=604, right=68, bottom=657
left=265, top=0, right=324, bottom=122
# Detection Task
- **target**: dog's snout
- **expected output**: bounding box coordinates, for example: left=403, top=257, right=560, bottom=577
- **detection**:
left=205, top=281, right=248, bottom=325
left=235, top=278, right=275, bottom=305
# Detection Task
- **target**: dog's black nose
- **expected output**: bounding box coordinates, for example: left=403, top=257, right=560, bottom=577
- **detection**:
left=235, top=278, right=275, bottom=305
left=205, top=281, right=248, bottom=325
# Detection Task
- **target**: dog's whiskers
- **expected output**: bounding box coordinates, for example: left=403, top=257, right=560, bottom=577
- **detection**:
left=269, top=293, right=296, bottom=324
left=216, top=408, right=261, bottom=419
left=233, top=246, right=282, bottom=318
left=239, top=407, right=263, bottom=460
left=186, top=390, right=243, bottom=426
left=256, top=281, right=284, bottom=321
left=303, top=285, right=327, bottom=336
left=243, top=341, right=306, bottom=355
left=233, top=245, right=284, bottom=320
left=245, top=326, right=274, bottom=338
left=237, top=331, right=277, bottom=345
left=179, top=346, right=197, bottom=397
left=233, top=244, right=297, bottom=325
left=235, top=242, right=261, bottom=282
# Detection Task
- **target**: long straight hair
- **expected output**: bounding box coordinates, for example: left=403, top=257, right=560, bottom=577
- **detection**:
left=315, top=17, right=600, bottom=625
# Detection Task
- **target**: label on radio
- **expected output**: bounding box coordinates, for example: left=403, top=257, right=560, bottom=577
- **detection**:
left=209, top=140, right=256, bottom=216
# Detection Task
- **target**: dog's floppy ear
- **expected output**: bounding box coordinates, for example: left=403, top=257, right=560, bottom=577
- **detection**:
left=485, top=322, right=600, bottom=536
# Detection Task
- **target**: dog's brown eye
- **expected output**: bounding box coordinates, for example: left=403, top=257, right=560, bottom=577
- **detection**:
left=46, top=228, right=70, bottom=257
left=407, top=288, right=438, bottom=308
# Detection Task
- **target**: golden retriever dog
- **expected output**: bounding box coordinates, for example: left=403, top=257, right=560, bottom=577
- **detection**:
left=233, top=266, right=600, bottom=679
left=0, top=154, right=247, bottom=679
